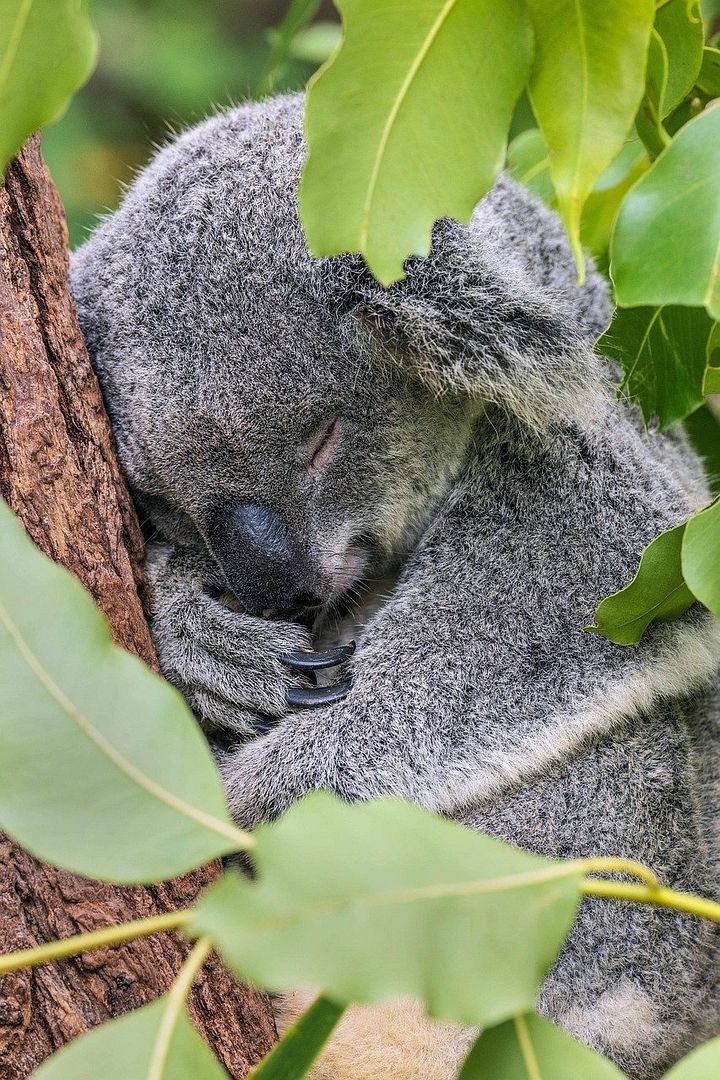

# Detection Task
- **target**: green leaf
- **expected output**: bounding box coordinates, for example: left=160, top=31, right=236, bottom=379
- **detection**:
left=696, top=47, right=720, bottom=96
left=194, top=794, right=582, bottom=1028
left=33, top=999, right=227, bottom=1080
left=249, top=996, right=344, bottom=1080
left=636, top=28, right=671, bottom=159
left=0, top=0, right=97, bottom=175
left=256, top=0, right=321, bottom=96
left=457, top=1011, right=627, bottom=1080
left=611, top=105, right=720, bottom=321
left=506, top=128, right=554, bottom=205
left=685, top=404, right=720, bottom=494
left=0, top=499, right=244, bottom=883
left=288, top=22, right=342, bottom=65
left=665, top=1036, right=720, bottom=1079
left=705, top=367, right=720, bottom=392
left=655, top=0, right=704, bottom=115
left=300, top=0, right=533, bottom=285
left=586, top=522, right=695, bottom=645
left=682, top=497, right=720, bottom=617
left=580, top=144, right=648, bottom=266
left=596, top=305, right=715, bottom=430
left=525, top=0, right=655, bottom=276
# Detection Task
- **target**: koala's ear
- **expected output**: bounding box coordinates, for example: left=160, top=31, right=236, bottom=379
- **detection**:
left=319, top=177, right=613, bottom=433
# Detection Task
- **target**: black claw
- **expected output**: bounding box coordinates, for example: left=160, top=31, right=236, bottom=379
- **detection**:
left=286, top=678, right=353, bottom=709
left=280, top=641, right=356, bottom=672
left=252, top=714, right=279, bottom=733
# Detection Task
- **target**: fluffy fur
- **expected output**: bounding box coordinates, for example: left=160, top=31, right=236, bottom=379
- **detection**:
left=71, top=93, right=720, bottom=1080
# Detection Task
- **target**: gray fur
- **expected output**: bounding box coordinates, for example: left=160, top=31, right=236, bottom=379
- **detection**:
left=71, top=94, right=720, bottom=1079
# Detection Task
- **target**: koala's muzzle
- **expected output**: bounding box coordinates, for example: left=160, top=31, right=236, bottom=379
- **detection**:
left=208, top=501, right=324, bottom=619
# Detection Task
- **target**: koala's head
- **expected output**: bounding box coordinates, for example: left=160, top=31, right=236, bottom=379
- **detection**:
left=71, top=94, right=611, bottom=620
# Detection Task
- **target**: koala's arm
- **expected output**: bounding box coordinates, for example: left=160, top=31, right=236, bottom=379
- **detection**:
left=218, top=415, right=720, bottom=831
left=146, top=541, right=313, bottom=738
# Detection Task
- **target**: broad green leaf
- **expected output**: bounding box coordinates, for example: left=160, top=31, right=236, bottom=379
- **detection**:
left=288, top=22, right=342, bottom=65
left=684, top=405, right=720, bottom=494
left=506, top=128, right=554, bottom=204
left=611, top=106, right=720, bottom=320
left=586, top=522, right=695, bottom=645
left=525, top=0, right=655, bottom=276
left=697, top=47, right=720, bottom=96
left=300, top=0, right=533, bottom=285
left=655, top=0, right=704, bottom=115
left=457, top=1011, right=627, bottom=1080
left=249, top=996, right=344, bottom=1080
left=33, top=999, right=227, bottom=1080
left=596, top=305, right=715, bottom=429
left=256, top=0, right=320, bottom=96
left=705, top=367, right=720, bottom=392
left=636, top=29, right=670, bottom=159
left=0, top=499, right=243, bottom=883
left=580, top=145, right=648, bottom=265
left=194, top=794, right=582, bottom=1028
left=0, top=0, right=97, bottom=175
left=682, top=498, right=720, bottom=617
left=665, top=1036, right=720, bottom=1079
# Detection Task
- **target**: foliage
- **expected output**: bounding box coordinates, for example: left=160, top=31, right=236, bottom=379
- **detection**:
left=0, top=0, right=97, bottom=175
left=2, top=2, right=720, bottom=1079
left=301, top=0, right=533, bottom=284
left=0, top=500, right=246, bottom=881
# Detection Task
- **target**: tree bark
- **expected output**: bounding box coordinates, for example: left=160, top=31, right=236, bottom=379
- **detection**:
left=0, top=137, right=276, bottom=1077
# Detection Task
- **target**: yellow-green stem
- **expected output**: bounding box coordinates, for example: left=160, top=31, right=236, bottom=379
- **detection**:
left=149, top=936, right=213, bottom=1080
left=581, top=879, right=720, bottom=922
left=513, top=1014, right=542, bottom=1080
left=0, top=909, right=192, bottom=976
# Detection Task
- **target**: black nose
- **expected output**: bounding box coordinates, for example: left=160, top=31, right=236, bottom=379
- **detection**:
left=207, top=501, right=323, bottom=619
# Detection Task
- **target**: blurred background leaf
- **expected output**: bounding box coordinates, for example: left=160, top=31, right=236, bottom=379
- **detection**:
left=42, top=0, right=338, bottom=248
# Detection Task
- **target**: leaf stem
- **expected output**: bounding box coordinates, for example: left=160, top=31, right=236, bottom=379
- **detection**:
left=0, top=909, right=192, bottom=976
left=580, top=855, right=661, bottom=890
left=513, top=1014, right=542, bottom=1080
left=148, top=936, right=213, bottom=1080
left=581, top=879, right=720, bottom=922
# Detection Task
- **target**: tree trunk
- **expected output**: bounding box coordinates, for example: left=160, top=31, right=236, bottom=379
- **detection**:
left=0, top=137, right=276, bottom=1077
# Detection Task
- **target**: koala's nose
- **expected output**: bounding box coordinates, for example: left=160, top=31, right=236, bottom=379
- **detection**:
left=207, top=501, right=324, bottom=619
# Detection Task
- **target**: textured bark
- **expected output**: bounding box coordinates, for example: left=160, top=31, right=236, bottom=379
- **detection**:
left=0, top=137, right=276, bottom=1077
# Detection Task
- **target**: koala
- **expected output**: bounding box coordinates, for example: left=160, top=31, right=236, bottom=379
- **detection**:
left=71, top=93, right=720, bottom=1080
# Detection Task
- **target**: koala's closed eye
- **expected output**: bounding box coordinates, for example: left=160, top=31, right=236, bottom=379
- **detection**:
left=308, top=417, right=340, bottom=471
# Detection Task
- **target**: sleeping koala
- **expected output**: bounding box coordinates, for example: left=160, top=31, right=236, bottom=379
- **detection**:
left=71, top=94, right=720, bottom=1080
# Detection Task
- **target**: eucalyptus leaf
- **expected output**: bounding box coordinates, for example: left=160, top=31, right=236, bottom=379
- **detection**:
left=684, top=405, right=720, bottom=494
left=596, top=305, right=715, bottom=430
left=636, top=28, right=670, bottom=159
left=256, top=0, right=320, bottom=96
left=288, top=22, right=342, bottom=65
left=586, top=522, right=695, bottom=645
left=0, top=499, right=243, bottom=883
left=0, top=0, right=97, bottom=174
left=611, top=105, right=720, bottom=320
left=664, top=1035, right=720, bottom=1079
left=704, top=368, right=720, bottom=393
left=33, top=999, right=227, bottom=1080
left=696, top=47, right=720, bottom=96
left=300, top=0, right=533, bottom=285
left=506, top=128, right=554, bottom=205
left=655, top=0, right=704, bottom=115
left=194, top=793, right=582, bottom=1028
left=249, top=996, right=344, bottom=1080
left=457, top=1011, right=627, bottom=1080
left=525, top=0, right=655, bottom=275
left=682, top=498, right=720, bottom=617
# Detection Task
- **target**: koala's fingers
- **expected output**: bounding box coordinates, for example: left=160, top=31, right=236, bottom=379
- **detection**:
left=184, top=687, right=269, bottom=739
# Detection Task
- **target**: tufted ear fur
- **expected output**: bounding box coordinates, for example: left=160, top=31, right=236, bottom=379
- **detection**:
left=318, top=176, right=613, bottom=434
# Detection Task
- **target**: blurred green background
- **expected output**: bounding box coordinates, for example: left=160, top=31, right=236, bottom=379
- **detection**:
left=43, top=0, right=338, bottom=248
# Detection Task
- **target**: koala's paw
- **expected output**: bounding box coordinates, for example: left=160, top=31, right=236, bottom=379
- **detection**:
left=146, top=543, right=352, bottom=737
